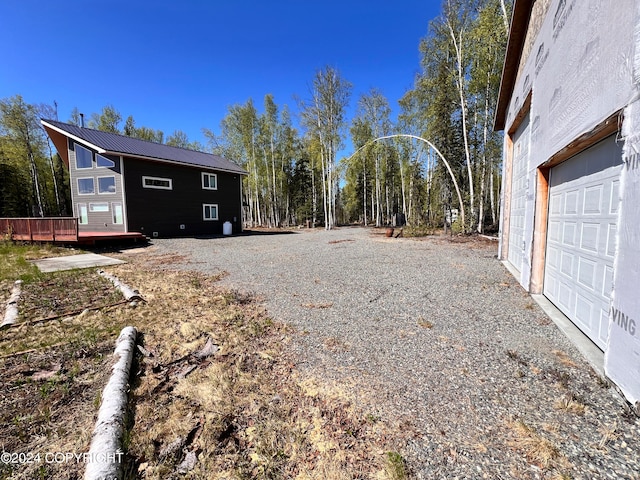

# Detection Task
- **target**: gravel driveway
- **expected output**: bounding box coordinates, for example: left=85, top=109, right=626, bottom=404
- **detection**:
left=151, top=227, right=639, bottom=479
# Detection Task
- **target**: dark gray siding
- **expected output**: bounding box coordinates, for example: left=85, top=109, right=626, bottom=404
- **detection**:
left=123, top=157, right=242, bottom=237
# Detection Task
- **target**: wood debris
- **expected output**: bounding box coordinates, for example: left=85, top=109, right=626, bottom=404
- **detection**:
left=84, top=326, right=138, bottom=480
left=97, top=269, right=144, bottom=301
left=1, top=280, right=23, bottom=329
left=150, top=336, right=220, bottom=394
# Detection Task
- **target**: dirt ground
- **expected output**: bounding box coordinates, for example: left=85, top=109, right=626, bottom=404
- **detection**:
left=0, top=242, right=408, bottom=480
left=2, top=229, right=638, bottom=479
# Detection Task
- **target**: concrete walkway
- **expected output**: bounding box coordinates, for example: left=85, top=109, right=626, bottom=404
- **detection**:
left=30, top=253, right=126, bottom=273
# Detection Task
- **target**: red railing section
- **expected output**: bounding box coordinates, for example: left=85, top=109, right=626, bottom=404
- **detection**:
left=0, top=218, right=78, bottom=242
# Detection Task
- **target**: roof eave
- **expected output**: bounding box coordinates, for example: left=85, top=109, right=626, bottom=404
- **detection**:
left=40, top=119, right=107, bottom=154
left=41, top=119, right=248, bottom=175
left=494, top=0, right=535, bottom=132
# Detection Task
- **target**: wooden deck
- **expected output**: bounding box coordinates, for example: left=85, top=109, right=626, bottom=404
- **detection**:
left=1, top=217, right=78, bottom=242
left=77, top=231, right=147, bottom=245
left=1, top=218, right=146, bottom=244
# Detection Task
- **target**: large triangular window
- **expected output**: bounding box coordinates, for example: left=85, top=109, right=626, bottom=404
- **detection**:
left=75, top=144, right=93, bottom=169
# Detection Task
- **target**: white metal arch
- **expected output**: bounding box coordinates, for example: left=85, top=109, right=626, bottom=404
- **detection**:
left=346, top=134, right=465, bottom=229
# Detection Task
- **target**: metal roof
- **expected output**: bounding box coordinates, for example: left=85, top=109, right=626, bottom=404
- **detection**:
left=41, top=119, right=248, bottom=175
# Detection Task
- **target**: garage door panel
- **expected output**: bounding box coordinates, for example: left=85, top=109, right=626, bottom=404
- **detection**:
left=558, top=281, right=574, bottom=310
left=606, top=224, right=616, bottom=257
left=547, top=245, right=559, bottom=269
left=603, top=264, right=614, bottom=298
left=598, top=308, right=609, bottom=345
left=560, top=251, right=574, bottom=277
left=565, top=190, right=579, bottom=214
left=575, top=294, right=594, bottom=329
left=546, top=274, right=558, bottom=298
left=508, top=113, right=530, bottom=274
left=550, top=192, right=563, bottom=214
left=563, top=221, right=577, bottom=245
left=548, top=220, right=561, bottom=242
left=610, top=180, right=620, bottom=214
left=577, top=257, right=596, bottom=289
left=580, top=222, right=600, bottom=252
left=584, top=185, right=603, bottom=214
left=544, top=134, right=622, bottom=350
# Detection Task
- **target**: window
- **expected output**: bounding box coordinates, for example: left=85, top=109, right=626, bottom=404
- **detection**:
left=75, top=144, right=93, bottom=169
left=98, top=176, right=116, bottom=194
left=112, top=203, right=123, bottom=224
left=203, top=204, right=218, bottom=221
left=202, top=172, right=217, bottom=190
left=77, top=177, right=95, bottom=195
left=142, top=176, right=172, bottom=190
left=89, top=203, right=109, bottom=212
left=77, top=204, right=88, bottom=224
left=96, top=154, right=115, bottom=168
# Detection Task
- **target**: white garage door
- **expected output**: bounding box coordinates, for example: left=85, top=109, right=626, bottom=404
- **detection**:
left=544, top=135, right=622, bottom=350
left=508, top=113, right=531, bottom=273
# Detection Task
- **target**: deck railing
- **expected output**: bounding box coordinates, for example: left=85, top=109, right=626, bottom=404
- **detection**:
left=0, top=217, right=79, bottom=242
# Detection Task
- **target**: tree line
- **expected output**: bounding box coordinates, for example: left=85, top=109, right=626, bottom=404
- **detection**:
left=1, top=0, right=511, bottom=233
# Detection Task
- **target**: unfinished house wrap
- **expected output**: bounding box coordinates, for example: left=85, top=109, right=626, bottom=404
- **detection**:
left=496, top=0, right=640, bottom=405
left=41, top=120, right=247, bottom=238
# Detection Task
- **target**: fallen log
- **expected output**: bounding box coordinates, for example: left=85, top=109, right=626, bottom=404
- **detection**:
left=84, top=326, right=137, bottom=480
left=97, top=269, right=144, bottom=302
left=2, top=299, right=129, bottom=329
left=1, top=280, right=23, bottom=329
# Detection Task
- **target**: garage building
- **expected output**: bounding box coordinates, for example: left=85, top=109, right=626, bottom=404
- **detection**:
left=495, top=0, right=640, bottom=405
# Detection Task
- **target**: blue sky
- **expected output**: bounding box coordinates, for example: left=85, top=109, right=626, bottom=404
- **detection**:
left=0, top=0, right=442, bottom=152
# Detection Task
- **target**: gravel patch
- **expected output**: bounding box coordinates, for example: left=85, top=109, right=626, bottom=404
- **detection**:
left=150, top=227, right=639, bottom=479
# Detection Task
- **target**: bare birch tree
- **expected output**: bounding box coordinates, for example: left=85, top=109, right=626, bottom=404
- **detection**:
left=300, top=66, right=351, bottom=230
left=355, top=89, right=392, bottom=227
left=0, top=95, right=47, bottom=216
left=444, top=0, right=478, bottom=229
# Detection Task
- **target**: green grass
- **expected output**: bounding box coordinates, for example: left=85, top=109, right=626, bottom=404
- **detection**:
left=0, top=241, right=73, bottom=284
left=403, top=225, right=436, bottom=237
left=385, top=451, right=408, bottom=480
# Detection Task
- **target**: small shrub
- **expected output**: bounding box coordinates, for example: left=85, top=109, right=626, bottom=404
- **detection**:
left=385, top=451, right=407, bottom=480
left=403, top=225, right=435, bottom=237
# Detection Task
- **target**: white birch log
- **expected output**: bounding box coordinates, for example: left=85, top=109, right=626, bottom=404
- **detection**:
left=84, top=326, right=137, bottom=480
left=1, top=280, right=22, bottom=329
left=97, top=270, right=143, bottom=301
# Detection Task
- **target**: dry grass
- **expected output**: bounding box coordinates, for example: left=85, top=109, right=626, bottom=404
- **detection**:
left=1, top=244, right=402, bottom=479
left=328, top=239, right=355, bottom=245
left=552, top=349, right=579, bottom=369
left=554, top=394, right=586, bottom=415
left=119, top=259, right=394, bottom=479
left=301, top=302, right=333, bottom=309
left=0, top=272, right=127, bottom=478
left=323, top=336, right=350, bottom=353
left=417, top=318, right=434, bottom=329
left=596, top=422, right=620, bottom=452
left=507, top=419, right=569, bottom=471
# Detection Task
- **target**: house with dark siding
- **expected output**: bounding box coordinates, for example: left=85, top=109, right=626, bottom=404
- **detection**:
left=41, top=119, right=247, bottom=238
